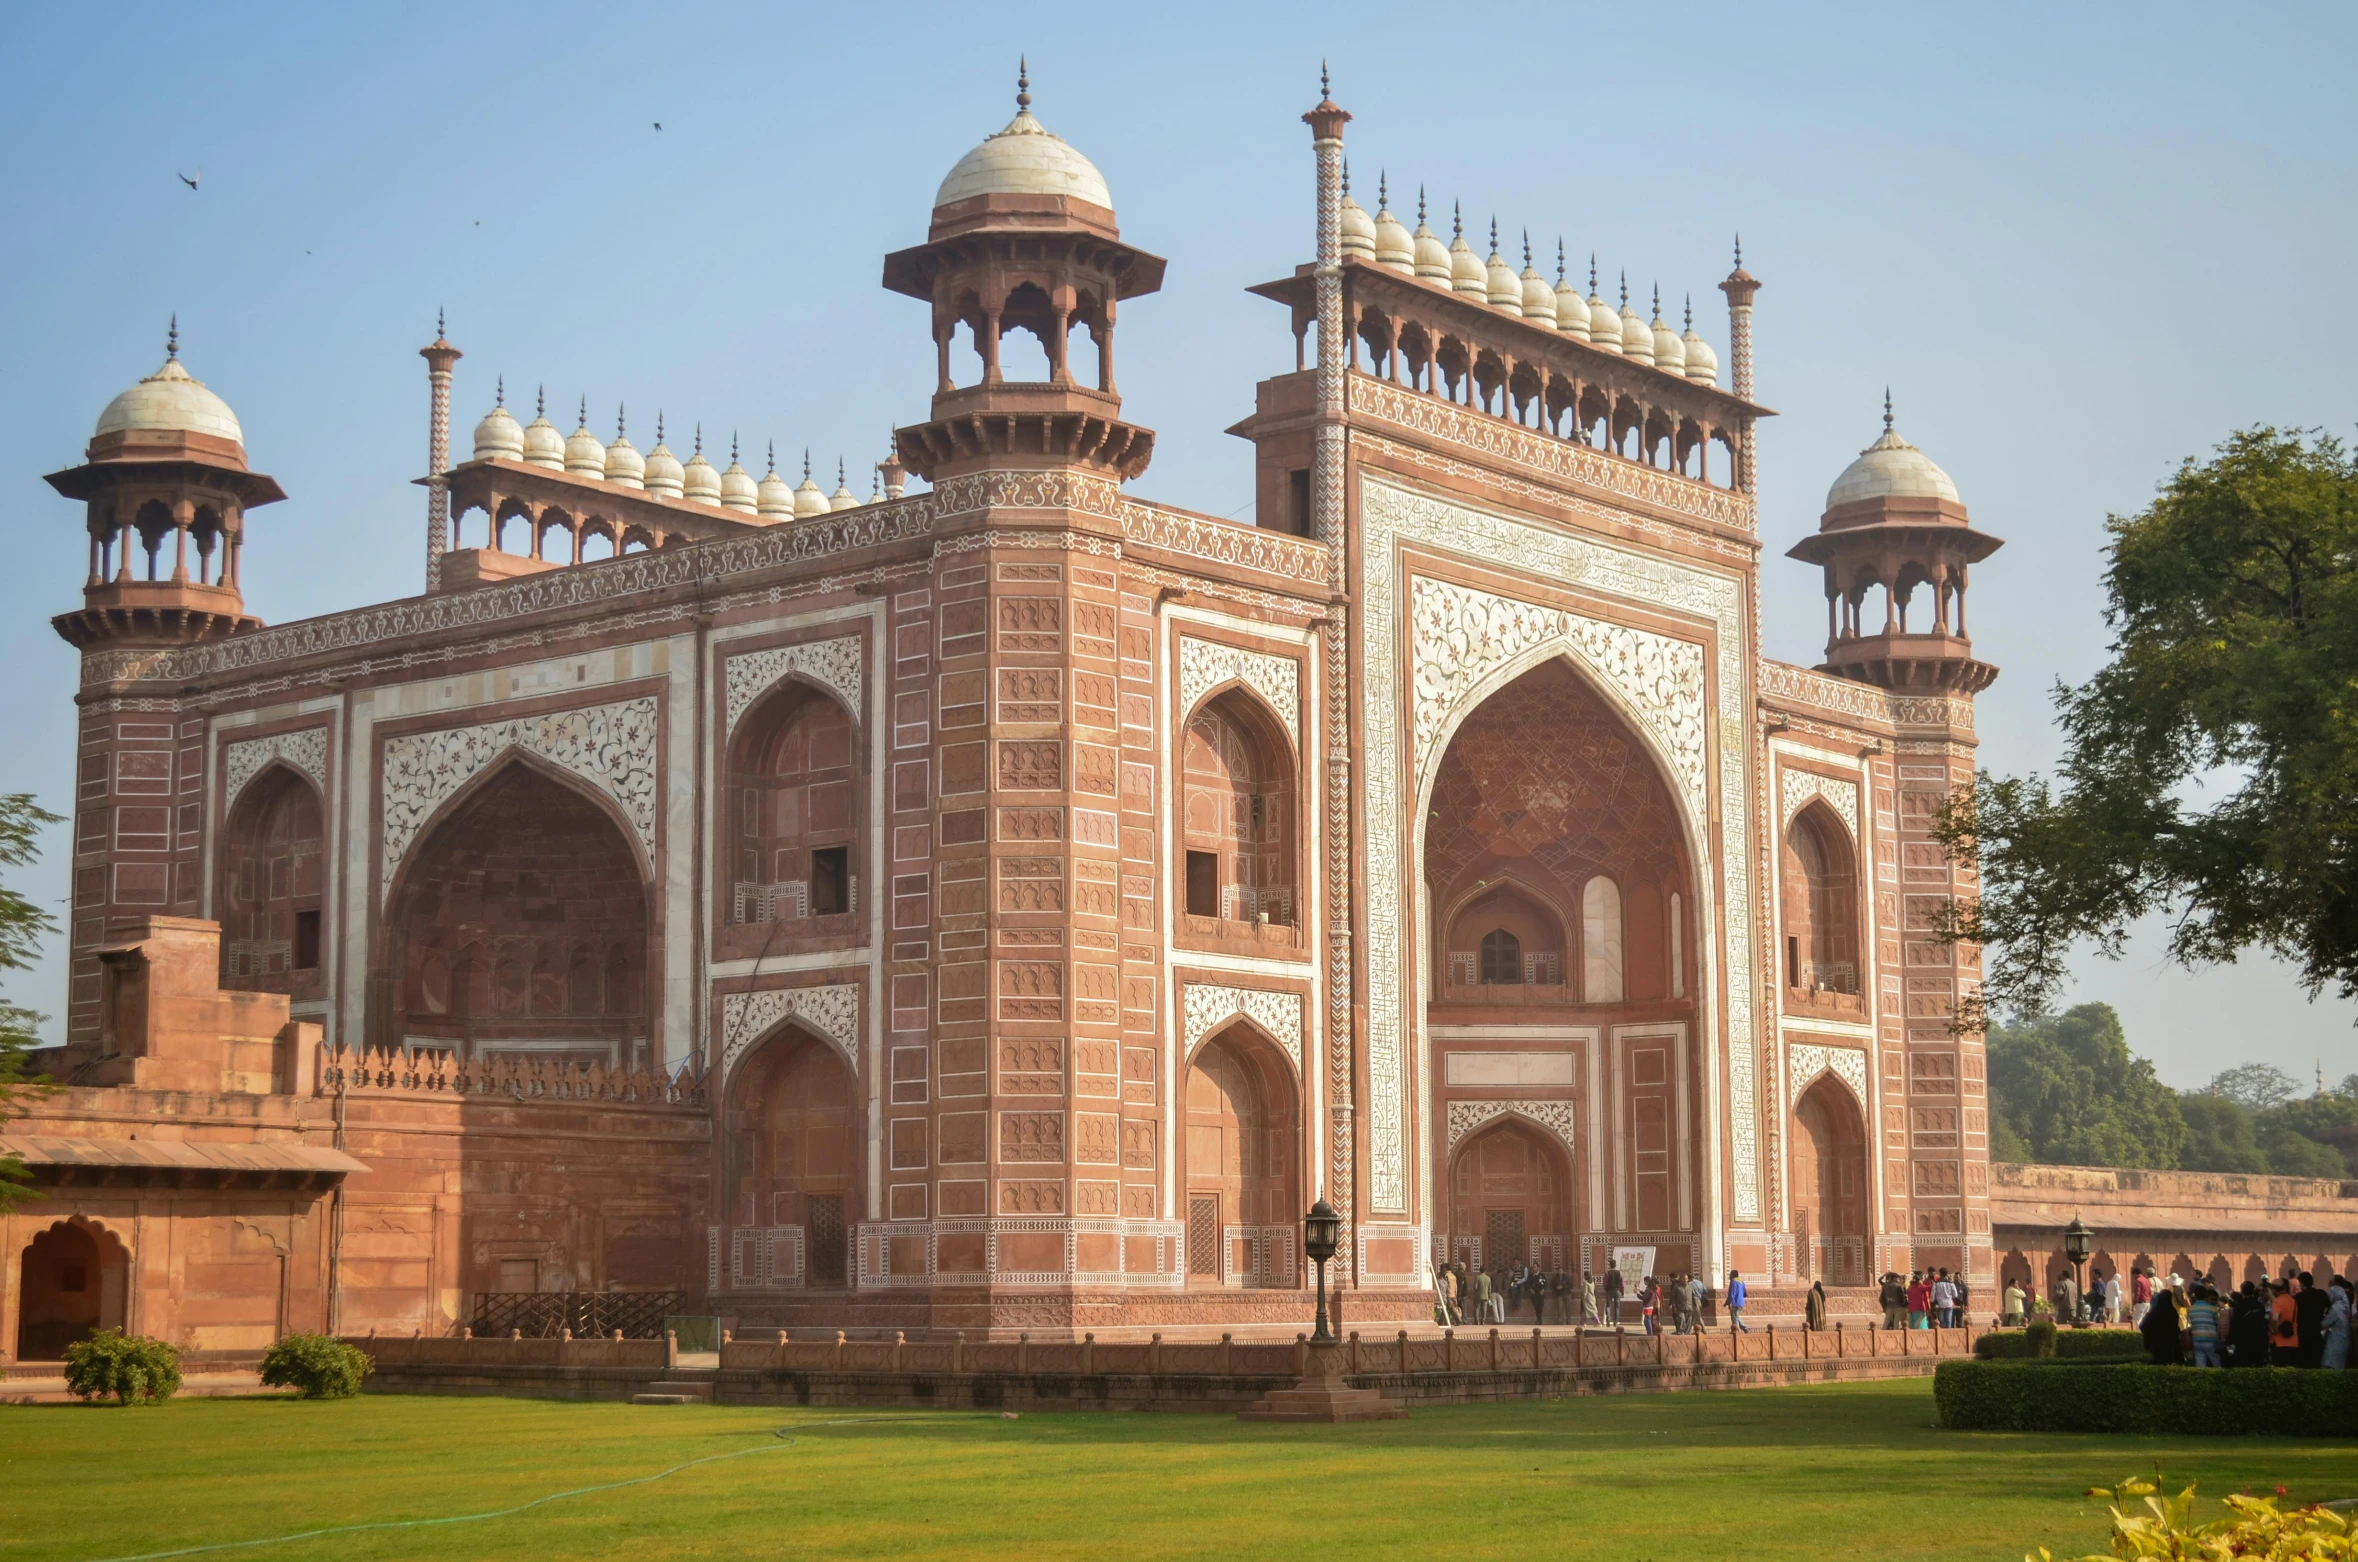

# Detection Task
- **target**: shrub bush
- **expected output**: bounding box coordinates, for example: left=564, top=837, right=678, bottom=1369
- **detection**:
left=257, top=1333, right=373, bottom=1400
left=62, top=1330, right=182, bottom=1405
left=1974, top=1327, right=2140, bottom=1360
left=1936, top=1359, right=2358, bottom=1435
left=2030, top=1474, right=2355, bottom=1561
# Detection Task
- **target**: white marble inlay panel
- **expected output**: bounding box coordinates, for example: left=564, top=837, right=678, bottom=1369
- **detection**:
left=721, top=984, right=862, bottom=1078
left=1788, top=1041, right=1869, bottom=1110
left=1781, top=768, right=1861, bottom=839
left=1177, top=636, right=1301, bottom=740
left=1181, top=983, right=1304, bottom=1074
left=223, top=727, right=329, bottom=805
left=1445, top=1099, right=1578, bottom=1159
left=723, top=634, right=863, bottom=739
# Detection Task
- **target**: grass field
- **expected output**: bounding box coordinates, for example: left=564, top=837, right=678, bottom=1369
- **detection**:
left=2, top=1379, right=2351, bottom=1562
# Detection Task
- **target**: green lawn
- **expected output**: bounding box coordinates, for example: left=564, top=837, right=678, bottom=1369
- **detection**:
left=2, top=1380, right=2351, bottom=1562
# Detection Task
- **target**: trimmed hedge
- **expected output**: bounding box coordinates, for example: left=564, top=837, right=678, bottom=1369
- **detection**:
left=1935, top=1359, right=2358, bottom=1435
left=1974, top=1328, right=2144, bottom=1361
left=258, top=1333, right=373, bottom=1399
left=62, top=1330, right=182, bottom=1405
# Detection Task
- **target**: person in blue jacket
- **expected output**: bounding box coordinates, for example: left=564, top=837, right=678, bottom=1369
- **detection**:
left=1727, top=1269, right=1750, bottom=1332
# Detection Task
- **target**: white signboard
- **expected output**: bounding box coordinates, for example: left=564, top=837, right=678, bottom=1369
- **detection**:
left=1611, top=1246, right=1657, bottom=1294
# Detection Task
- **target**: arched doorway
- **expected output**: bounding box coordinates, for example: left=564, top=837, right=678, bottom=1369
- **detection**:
left=1182, top=1027, right=1299, bottom=1287
left=16, top=1219, right=129, bottom=1359
left=219, top=766, right=325, bottom=998
left=385, top=761, right=651, bottom=1067
left=1790, top=1075, right=1868, bottom=1285
left=725, top=683, right=859, bottom=929
left=1449, top=1119, right=1574, bottom=1279
left=726, top=1029, right=859, bottom=1289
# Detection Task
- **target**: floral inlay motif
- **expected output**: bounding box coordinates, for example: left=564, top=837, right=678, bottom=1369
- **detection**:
left=723, top=634, right=862, bottom=739
left=1181, top=983, right=1304, bottom=1074
left=1788, top=1042, right=1869, bottom=1110
left=223, top=727, right=329, bottom=806
left=721, top=984, right=861, bottom=1078
left=1445, top=1099, right=1578, bottom=1159
left=1780, top=768, right=1861, bottom=839
left=1177, top=637, right=1301, bottom=739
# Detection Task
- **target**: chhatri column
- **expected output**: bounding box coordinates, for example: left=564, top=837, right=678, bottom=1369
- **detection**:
left=1304, top=67, right=1359, bottom=1276
left=419, top=310, right=462, bottom=593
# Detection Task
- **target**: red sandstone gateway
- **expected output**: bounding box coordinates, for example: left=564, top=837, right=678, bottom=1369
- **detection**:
left=19, top=69, right=2313, bottom=1371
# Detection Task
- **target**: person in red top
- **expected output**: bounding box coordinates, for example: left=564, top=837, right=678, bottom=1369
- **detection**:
left=1907, top=1272, right=1933, bottom=1328
left=2131, top=1267, right=2154, bottom=1327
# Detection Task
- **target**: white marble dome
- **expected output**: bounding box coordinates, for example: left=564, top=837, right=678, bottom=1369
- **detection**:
left=681, top=436, right=721, bottom=505
left=1520, top=263, right=1556, bottom=325
left=1448, top=221, right=1486, bottom=296
left=1373, top=191, right=1414, bottom=273
left=472, top=392, right=523, bottom=462
left=1681, top=327, right=1718, bottom=387
left=935, top=76, right=1112, bottom=212
left=1484, top=238, right=1522, bottom=315
left=1584, top=285, right=1619, bottom=354
left=641, top=425, right=684, bottom=498
left=564, top=411, right=607, bottom=477
left=1339, top=183, right=1376, bottom=261
left=792, top=463, right=829, bottom=518
left=1827, top=420, right=1962, bottom=508
left=1554, top=279, right=1590, bottom=341
left=1650, top=308, right=1686, bottom=377
left=1412, top=209, right=1451, bottom=281
left=520, top=396, right=566, bottom=468
left=718, top=444, right=759, bottom=512
left=757, top=455, right=795, bottom=518
left=603, top=425, right=645, bottom=489
left=96, top=352, right=244, bottom=448
left=1618, top=302, right=1654, bottom=366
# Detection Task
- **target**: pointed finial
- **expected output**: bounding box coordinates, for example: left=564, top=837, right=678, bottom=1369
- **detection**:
left=837, top=456, right=846, bottom=485
left=1734, top=233, right=1743, bottom=268
left=1619, top=271, right=1628, bottom=308
left=1589, top=254, right=1598, bottom=292
left=1652, top=283, right=1660, bottom=319
left=1379, top=171, right=1388, bottom=209
left=437, top=306, right=446, bottom=339
left=692, top=422, right=702, bottom=456
left=1016, top=55, right=1030, bottom=111
left=1341, top=159, right=1350, bottom=198
left=1522, top=229, right=1531, bottom=269
left=655, top=410, right=666, bottom=445
left=1417, top=186, right=1426, bottom=224
left=1321, top=60, right=1330, bottom=98
left=165, top=313, right=179, bottom=360
left=616, top=403, right=626, bottom=440
left=495, top=373, right=505, bottom=407
left=1452, top=201, right=1462, bottom=240
left=1684, top=294, right=1693, bottom=330
left=536, top=384, right=546, bottom=418
left=731, top=431, right=740, bottom=465
left=578, top=394, right=587, bottom=427
left=803, top=448, right=811, bottom=481
left=1488, top=216, right=1498, bottom=253
left=1556, top=237, right=1566, bottom=283
left=1883, top=387, right=1893, bottom=432
left=767, top=438, right=776, bottom=474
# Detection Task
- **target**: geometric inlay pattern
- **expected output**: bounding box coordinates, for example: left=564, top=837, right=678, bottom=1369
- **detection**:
left=1177, top=636, right=1301, bottom=740
left=380, top=697, right=660, bottom=892
left=720, top=983, right=862, bottom=1078
left=1788, top=1041, right=1869, bottom=1110
left=223, top=726, right=329, bottom=807
left=723, top=633, right=863, bottom=740
left=1181, top=983, right=1304, bottom=1074
left=1780, top=767, right=1860, bottom=839
left=1445, top=1098, right=1578, bottom=1160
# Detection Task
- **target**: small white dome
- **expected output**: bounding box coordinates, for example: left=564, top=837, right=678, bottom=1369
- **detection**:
left=95, top=347, right=244, bottom=448
left=1448, top=215, right=1486, bottom=296
left=1681, top=328, right=1718, bottom=387
left=756, top=452, right=794, bottom=518
left=935, top=74, right=1112, bottom=211
left=680, top=432, right=721, bottom=505
left=603, top=419, right=645, bottom=489
left=1555, top=279, right=1590, bottom=342
left=719, top=457, right=758, bottom=512
left=1519, top=244, right=1556, bottom=324
left=792, top=459, right=829, bottom=519
left=1484, top=237, right=1522, bottom=315
left=520, top=393, right=565, bottom=468
left=1339, top=178, right=1376, bottom=261
left=1827, top=414, right=1962, bottom=507
left=1650, top=302, right=1685, bottom=377
left=1618, top=302, right=1654, bottom=366
left=1411, top=194, right=1450, bottom=280
left=564, top=408, right=607, bottom=477
left=1585, top=285, right=1619, bottom=354
left=829, top=480, right=859, bottom=511
left=472, top=388, right=523, bottom=463
left=1373, top=186, right=1414, bottom=274
left=641, top=421, right=684, bottom=497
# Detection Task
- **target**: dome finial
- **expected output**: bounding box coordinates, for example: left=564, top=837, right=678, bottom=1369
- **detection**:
left=1619, top=270, right=1628, bottom=309
left=731, top=431, right=740, bottom=464
left=803, top=447, right=811, bottom=481
left=1016, top=55, right=1030, bottom=112
left=616, top=403, right=626, bottom=441
left=838, top=456, right=846, bottom=485
left=692, top=422, right=703, bottom=456
left=1883, top=387, right=1893, bottom=432
left=1321, top=59, right=1330, bottom=98
left=1417, top=186, right=1426, bottom=224
left=1378, top=170, right=1388, bottom=209
left=1684, top=294, right=1693, bottom=330
left=1589, top=253, right=1598, bottom=292
left=1652, top=282, right=1660, bottom=318
left=767, top=439, right=776, bottom=473
left=655, top=410, right=665, bottom=445
left=1733, top=233, right=1743, bottom=269
left=577, top=394, right=587, bottom=427
left=1521, top=228, right=1531, bottom=269
left=166, top=313, right=179, bottom=361
left=1556, top=237, right=1566, bottom=284
left=1452, top=200, right=1462, bottom=240
left=437, top=306, right=445, bottom=338
left=1341, top=159, right=1350, bottom=198
left=1488, top=216, right=1497, bottom=252
left=495, top=374, right=505, bottom=408
left=536, top=384, right=546, bottom=418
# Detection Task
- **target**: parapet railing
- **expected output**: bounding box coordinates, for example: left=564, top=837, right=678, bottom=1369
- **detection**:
left=316, top=1043, right=706, bottom=1108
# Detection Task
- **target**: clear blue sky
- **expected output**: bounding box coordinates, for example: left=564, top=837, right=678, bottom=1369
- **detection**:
left=5, top=3, right=2353, bottom=1086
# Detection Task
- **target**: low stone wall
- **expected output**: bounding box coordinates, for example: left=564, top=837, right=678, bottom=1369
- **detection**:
left=346, top=1322, right=1981, bottom=1413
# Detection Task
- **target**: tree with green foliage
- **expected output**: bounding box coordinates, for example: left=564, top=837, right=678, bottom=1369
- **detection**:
left=0, top=793, right=63, bottom=1212
left=1937, top=429, right=2358, bottom=1020
left=1985, top=1004, right=2187, bottom=1169
left=2176, top=1091, right=2269, bottom=1174
left=2207, top=1062, right=2302, bottom=1111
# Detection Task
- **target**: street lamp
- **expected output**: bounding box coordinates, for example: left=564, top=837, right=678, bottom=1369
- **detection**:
left=1303, top=1199, right=1342, bottom=1345
left=2062, top=1215, right=2093, bottom=1322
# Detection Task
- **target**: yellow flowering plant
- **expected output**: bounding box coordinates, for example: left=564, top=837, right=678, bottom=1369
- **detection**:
left=2029, top=1474, right=2354, bottom=1561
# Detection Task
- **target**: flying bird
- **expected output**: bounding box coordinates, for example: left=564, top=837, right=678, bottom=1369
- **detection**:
left=177, top=168, right=201, bottom=191
left=652, top=121, right=663, bottom=131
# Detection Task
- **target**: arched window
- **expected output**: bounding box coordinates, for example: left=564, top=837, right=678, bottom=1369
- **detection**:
left=727, top=684, right=858, bottom=927
left=218, top=766, right=325, bottom=997
left=1479, top=928, right=1523, bottom=985
left=1582, top=877, right=1624, bottom=1003
left=1179, top=691, right=1294, bottom=928
left=1781, top=803, right=1860, bottom=996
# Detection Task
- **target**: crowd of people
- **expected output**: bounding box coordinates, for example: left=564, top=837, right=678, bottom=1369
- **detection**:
left=1993, top=1263, right=2353, bottom=1368
left=1424, top=1263, right=1763, bottom=1334
left=1875, top=1268, right=1969, bottom=1328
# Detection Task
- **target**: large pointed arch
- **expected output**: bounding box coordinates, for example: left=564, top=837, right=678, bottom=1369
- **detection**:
left=217, top=759, right=325, bottom=995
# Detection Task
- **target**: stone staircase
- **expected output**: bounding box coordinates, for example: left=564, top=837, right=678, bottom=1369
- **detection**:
left=630, top=1371, right=715, bottom=1405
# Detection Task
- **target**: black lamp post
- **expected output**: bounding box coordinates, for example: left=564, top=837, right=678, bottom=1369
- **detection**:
left=2062, top=1215, right=2093, bottom=1321
left=1303, top=1199, right=1342, bottom=1345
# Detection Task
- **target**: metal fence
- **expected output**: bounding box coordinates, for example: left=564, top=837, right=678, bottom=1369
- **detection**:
left=468, top=1290, right=687, bottom=1340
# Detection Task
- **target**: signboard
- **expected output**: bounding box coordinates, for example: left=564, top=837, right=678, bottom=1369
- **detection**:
left=1610, top=1245, right=1657, bottom=1294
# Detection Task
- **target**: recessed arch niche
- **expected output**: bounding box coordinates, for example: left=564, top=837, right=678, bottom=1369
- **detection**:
left=725, top=1023, right=859, bottom=1289
left=218, top=763, right=324, bottom=998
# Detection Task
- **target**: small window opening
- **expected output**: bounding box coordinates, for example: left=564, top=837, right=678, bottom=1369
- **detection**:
left=1286, top=469, right=1312, bottom=536
left=1479, top=928, right=1524, bottom=985
left=293, top=909, right=322, bottom=971
left=1786, top=934, right=1801, bottom=989
left=810, top=847, right=851, bottom=916
left=1185, top=850, right=1220, bottom=918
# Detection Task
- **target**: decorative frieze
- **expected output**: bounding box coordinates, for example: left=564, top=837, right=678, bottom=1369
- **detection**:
left=1180, top=983, right=1304, bottom=1074
left=720, top=983, right=862, bottom=1078
left=1780, top=768, right=1862, bottom=839
left=723, top=633, right=862, bottom=739
left=222, top=727, right=329, bottom=806
left=1758, top=660, right=1894, bottom=725
left=1788, top=1041, right=1869, bottom=1110
left=380, top=697, right=660, bottom=891
left=1445, top=1099, right=1578, bottom=1160
left=1177, top=636, right=1301, bottom=738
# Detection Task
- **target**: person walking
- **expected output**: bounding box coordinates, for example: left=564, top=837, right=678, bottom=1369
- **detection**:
left=1727, top=1270, right=1750, bottom=1333
left=1688, top=1271, right=1707, bottom=1333
left=2056, top=1270, right=2080, bottom=1326
left=1472, top=1266, right=1494, bottom=1328
left=2322, top=1278, right=2351, bottom=1370
left=2294, top=1271, right=2330, bottom=1369
left=1806, top=1279, right=1828, bottom=1332
left=2187, top=1282, right=2223, bottom=1367
left=2002, top=1277, right=2026, bottom=1328
left=2103, top=1269, right=2124, bottom=1326
left=1639, top=1275, right=1659, bottom=1336
left=1930, top=1269, right=1957, bottom=1329
left=1907, top=1271, right=1931, bottom=1329
left=1602, top=1265, right=1625, bottom=1327
left=2140, top=1285, right=2185, bottom=1365
left=2129, top=1267, right=2152, bottom=1328
left=2270, top=1279, right=2299, bottom=1365
left=1549, top=1265, right=1571, bottom=1325
left=1580, top=1270, right=1600, bottom=1326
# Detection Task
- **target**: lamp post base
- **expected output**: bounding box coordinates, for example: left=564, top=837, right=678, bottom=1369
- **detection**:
left=1236, top=1340, right=1406, bottom=1423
